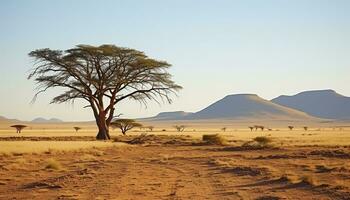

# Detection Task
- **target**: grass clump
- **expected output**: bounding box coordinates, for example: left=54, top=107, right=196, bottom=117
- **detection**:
left=202, top=134, right=227, bottom=145
left=253, top=136, right=273, bottom=146
left=45, top=158, right=62, bottom=170
left=242, top=136, right=274, bottom=148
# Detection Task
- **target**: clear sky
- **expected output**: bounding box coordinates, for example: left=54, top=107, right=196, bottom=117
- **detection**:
left=0, top=0, right=349, bottom=121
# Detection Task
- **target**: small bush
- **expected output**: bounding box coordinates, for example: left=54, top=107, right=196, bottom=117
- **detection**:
left=242, top=136, right=273, bottom=148
left=253, top=136, right=272, bottom=146
left=45, top=159, right=62, bottom=170
left=202, top=134, right=227, bottom=145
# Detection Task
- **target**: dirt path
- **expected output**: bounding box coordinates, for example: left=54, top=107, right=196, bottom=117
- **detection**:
left=1, top=144, right=349, bottom=199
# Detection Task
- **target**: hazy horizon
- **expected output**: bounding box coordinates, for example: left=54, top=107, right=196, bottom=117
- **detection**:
left=1, top=0, right=349, bottom=121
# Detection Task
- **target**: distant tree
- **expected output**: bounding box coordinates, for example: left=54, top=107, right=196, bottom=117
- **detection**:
left=174, top=125, right=186, bottom=132
left=73, top=127, right=82, bottom=133
left=28, top=44, right=182, bottom=140
left=254, top=125, right=259, bottom=131
left=147, top=126, right=154, bottom=132
left=303, top=126, right=308, bottom=131
left=288, top=126, right=294, bottom=131
left=249, top=126, right=254, bottom=131
left=221, top=127, right=227, bottom=132
left=110, top=119, right=142, bottom=135
left=254, top=125, right=264, bottom=131
left=11, top=125, right=27, bottom=133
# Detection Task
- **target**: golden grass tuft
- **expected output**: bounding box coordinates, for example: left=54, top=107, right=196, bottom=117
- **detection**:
left=45, top=158, right=62, bottom=170
left=202, top=134, right=227, bottom=145
left=242, top=136, right=274, bottom=148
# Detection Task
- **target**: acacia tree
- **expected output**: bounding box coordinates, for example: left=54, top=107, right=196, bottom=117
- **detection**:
left=73, top=127, right=82, bottom=133
left=110, top=119, right=142, bottom=135
left=147, top=126, right=154, bottom=131
left=28, top=44, right=182, bottom=140
left=174, top=125, right=185, bottom=132
left=11, top=125, right=27, bottom=133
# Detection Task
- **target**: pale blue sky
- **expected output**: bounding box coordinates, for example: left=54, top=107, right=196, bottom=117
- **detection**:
left=0, top=0, right=349, bottom=121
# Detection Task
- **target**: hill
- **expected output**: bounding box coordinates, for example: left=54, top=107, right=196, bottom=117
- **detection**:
left=0, top=116, right=20, bottom=124
left=142, top=111, right=193, bottom=121
left=272, top=90, right=350, bottom=119
left=146, top=94, right=315, bottom=121
left=31, top=117, right=63, bottom=123
left=188, top=94, right=314, bottom=120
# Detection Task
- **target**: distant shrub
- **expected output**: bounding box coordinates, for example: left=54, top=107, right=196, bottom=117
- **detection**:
left=253, top=125, right=264, bottom=131
left=162, top=129, right=166, bottom=132
left=303, top=126, right=308, bottom=131
left=288, top=126, right=294, bottom=131
left=174, top=125, right=186, bottom=132
left=45, top=159, right=62, bottom=170
left=202, top=134, right=227, bottom=145
left=221, top=127, right=227, bottom=132
left=249, top=126, right=254, bottom=131
left=253, top=136, right=272, bottom=146
left=242, top=136, right=273, bottom=148
left=147, top=126, right=154, bottom=131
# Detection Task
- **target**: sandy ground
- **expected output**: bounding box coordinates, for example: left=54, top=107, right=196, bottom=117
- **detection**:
left=1, top=135, right=350, bottom=200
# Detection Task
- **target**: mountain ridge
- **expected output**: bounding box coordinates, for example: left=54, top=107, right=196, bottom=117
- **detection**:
left=272, top=89, right=350, bottom=119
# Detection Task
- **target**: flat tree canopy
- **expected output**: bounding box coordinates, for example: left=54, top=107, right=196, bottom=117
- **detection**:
left=110, top=119, right=142, bottom=135
left=11, top=125, right=27, bottom=133
left=28, top=44, right=182, bottom=140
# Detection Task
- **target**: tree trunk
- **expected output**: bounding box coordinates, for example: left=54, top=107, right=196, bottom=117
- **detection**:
left=95, top=114, right=111, bottom=140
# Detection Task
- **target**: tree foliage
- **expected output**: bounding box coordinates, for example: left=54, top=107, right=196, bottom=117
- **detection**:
left=73, top=127, right=82, bottom=132
left=11, top=125, right=27, bottom=133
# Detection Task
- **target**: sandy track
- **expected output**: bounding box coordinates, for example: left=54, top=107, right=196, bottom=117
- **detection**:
left=1, top=144, right=350, bottom=199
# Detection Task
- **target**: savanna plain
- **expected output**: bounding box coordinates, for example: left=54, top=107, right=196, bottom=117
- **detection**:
left=1, top=121, right=350, bottom=200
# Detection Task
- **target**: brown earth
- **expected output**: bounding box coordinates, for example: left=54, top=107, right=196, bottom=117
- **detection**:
left=0, top=136, right=350, bottom=200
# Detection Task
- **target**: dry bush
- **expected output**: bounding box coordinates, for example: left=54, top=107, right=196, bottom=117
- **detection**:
left=254, top=136, right=273, bottom=146
left=45, top=158, right=62, bottom=170
left=174, top=125, right=186, bottom=132
left=242, top=136, right=273, bottom=148
left=202, top=134, right=227, bottom=145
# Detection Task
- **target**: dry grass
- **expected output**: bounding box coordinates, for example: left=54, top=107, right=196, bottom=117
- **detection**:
left=45, top=158, right=62, bottom=170
left=79, top=154, right=97, bottom=162
left=0, top=141, right=120, bottom=154
left=202, top=134, right=227, bottom=145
